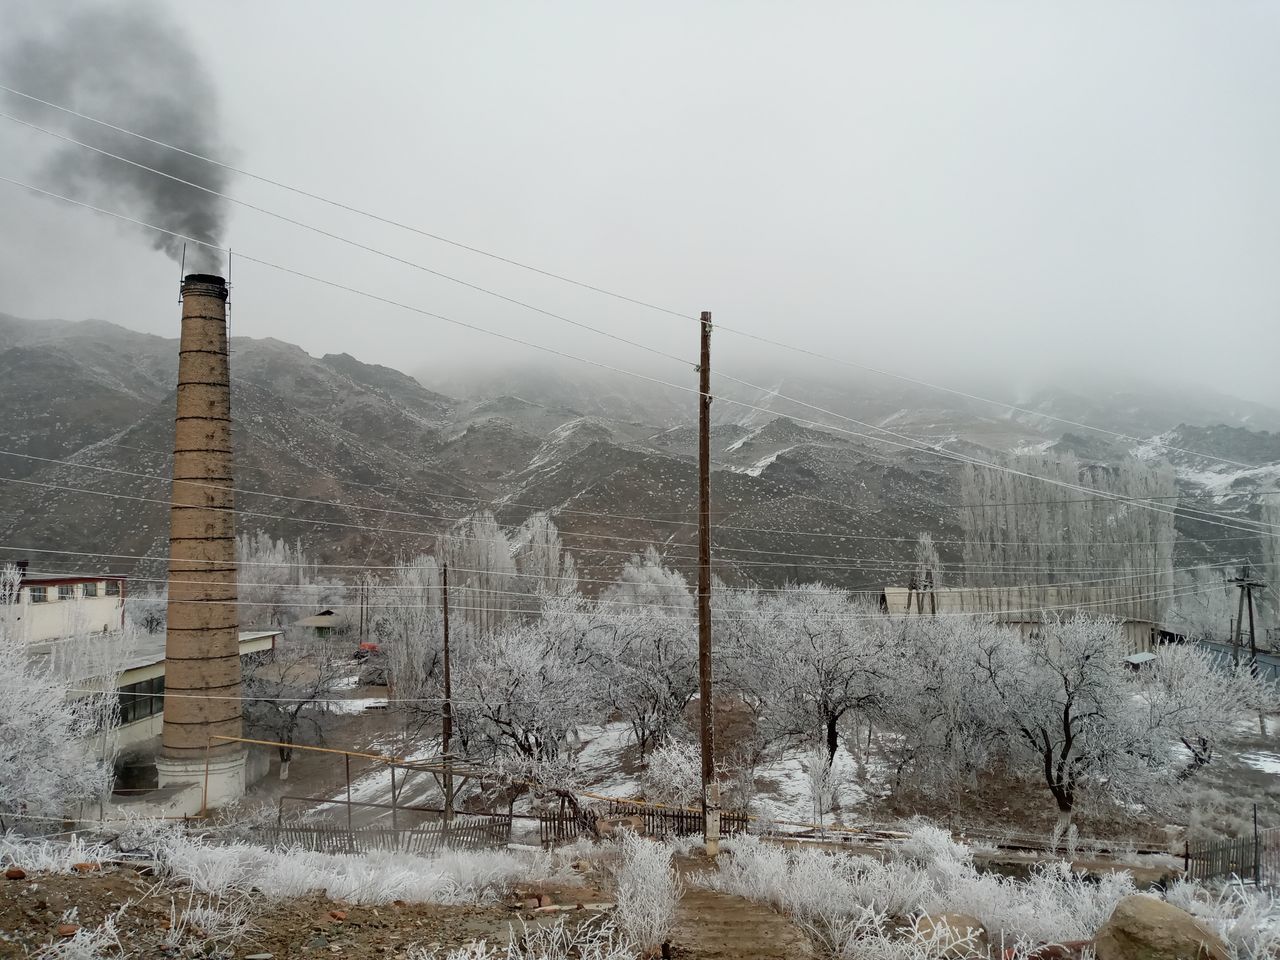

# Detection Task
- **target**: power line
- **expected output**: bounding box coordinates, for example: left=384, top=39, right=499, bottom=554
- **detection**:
left=13, top=545, right=1241, bottom=591
left=710, top=325, right=1263, bottom=471
left=4, top=174, right=1276, bottom=543
left=0, top=109, right=690, bottom=372
left=2, top=85, right=1257, bottom=477
left=1, top=473, right=1239, bottom=574
left=4, top=445, right=1258, bottom=555
left=20, top=560, right=1246, bottom=614
left=0, top=83, right=691, bottom=321
left=39, top=580, right=1221, bottom=623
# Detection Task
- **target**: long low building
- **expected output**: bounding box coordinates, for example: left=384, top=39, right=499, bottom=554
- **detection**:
left=10, top=568, right=281, bottom=793
left=880, top=584, right=1158, bottom=653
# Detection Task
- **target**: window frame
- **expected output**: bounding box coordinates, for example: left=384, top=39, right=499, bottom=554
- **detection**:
left=29, top=586, right=47, bottom=603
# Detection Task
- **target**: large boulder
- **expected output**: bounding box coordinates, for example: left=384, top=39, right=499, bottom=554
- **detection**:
left=1094, top=895, right=1229, bottom=960
left=915, top=913, right=990, bottom=959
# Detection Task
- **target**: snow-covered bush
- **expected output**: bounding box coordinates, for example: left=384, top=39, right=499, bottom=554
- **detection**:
left=406, top=917, right=635, bottom=960
left=160, top=834, right=553, bottom=903
left=612, top=833, right=681, bottom=950
left=0, top=833, right=116, bottom=873
left=702, top=827, right=1147, bottom=952
left=33, top=907, right=126, bottom=960
left=642, top=740, right=701, bottom=808
left=1164, top=879, right=1280, bottom=960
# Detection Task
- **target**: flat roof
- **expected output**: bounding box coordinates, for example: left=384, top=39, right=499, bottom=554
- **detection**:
left=20, top=573, right=128, bottom=587
left=31, top=629, right=286, bottom=681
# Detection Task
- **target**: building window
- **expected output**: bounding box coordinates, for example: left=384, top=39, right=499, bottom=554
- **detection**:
left=29, top=586, right=47, bottom=603
left=119, top=675, right=165, bottom=725
left=58, top=585, right=74, bottom=600
left=105, top=581, right=121, bottom=597
left=83, top=582, right=98, bottom=598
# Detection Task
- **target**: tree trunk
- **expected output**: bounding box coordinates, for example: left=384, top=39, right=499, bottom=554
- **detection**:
left=1051, top=807, right=1073, bottom=850
left=825, top=715, right=839, bottom=768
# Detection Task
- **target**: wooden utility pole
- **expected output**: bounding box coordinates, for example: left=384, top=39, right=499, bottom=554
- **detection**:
left=441, top=562, right=454, bottom=822
left=1229, top=561, right=1268, bottom=735
left=1229, top=562, right=1265, bottom=670
left=697, top=310, right=720, bottom=856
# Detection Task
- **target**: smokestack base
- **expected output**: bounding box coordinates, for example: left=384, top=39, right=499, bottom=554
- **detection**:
left=156, top=750, right=247, bottom=813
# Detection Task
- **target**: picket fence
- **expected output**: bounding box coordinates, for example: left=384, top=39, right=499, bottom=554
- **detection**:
left=260, top=814, right=512, bottom=855
left=1186, top=825, right=1280, bottom=889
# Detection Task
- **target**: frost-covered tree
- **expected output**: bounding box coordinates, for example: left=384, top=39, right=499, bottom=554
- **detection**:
left=0, top=565, right=115, bottom=823
left=958, top=454, right=1176, bottom=624
left=911, top=531, right=942, bottom=613
left=125, top=586, right=167, bottom=634
left=1261, top=495, right=1280, bottom=643
left=726, top=585, right=894, bottom=765
left=883, top=617, right=1012, bottom=788
left=242, top=634, right=350, bottom=780
left=236, top=532, right=347, bottom=630
left=980, top=615, right=1160, bottom=837
left=513, top=512, right=578, bottom=598
left=1167, top=567, right=1236, bottom=642
left=642, top=740, right=701, bottom=808
left=600, top=551, right=697, bottom=758
left=378, top=554, right=443, bottom=726
left=599, top=608, right=698, bottom=759
left=1136, top=642, right=1275, bottom=777
left=453, top=595, right=605, bottom=762
left=440, top=513, right=520, bottom=635
left=605, top=547, right=696, bottom=614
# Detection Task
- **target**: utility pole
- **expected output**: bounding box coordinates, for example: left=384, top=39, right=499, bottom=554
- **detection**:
left=1229, top=561, right=1268, bottom=735
left=441, top=562, right=454, bottom=822
left=1229, top=562, right=1265, bottom=671
left=357, top=581, right=366, bottom=646
left=697, top=310, right=720, bottom=857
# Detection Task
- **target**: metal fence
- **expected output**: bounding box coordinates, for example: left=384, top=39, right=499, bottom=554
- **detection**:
left=259, top=814, right=512, bottom=855
left=1186, top=825, right=1280, bottom=888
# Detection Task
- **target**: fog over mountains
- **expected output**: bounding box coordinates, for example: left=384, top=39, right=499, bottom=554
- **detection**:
left=3, top=311, right=1279, bottom=606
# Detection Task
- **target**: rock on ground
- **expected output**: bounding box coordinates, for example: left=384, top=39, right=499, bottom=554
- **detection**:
left=1094, top=895, right=1229, bottom=960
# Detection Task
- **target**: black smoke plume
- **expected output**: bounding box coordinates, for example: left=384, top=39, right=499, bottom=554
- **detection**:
left=4, top=2, right=232, bottom=273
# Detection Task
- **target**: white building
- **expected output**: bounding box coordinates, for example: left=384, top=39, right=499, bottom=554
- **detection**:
left=6, top=567, right=281, bottom=792
left=9, top=570, right=127, bottom=642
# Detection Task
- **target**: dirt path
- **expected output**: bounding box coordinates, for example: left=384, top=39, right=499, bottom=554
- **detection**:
left=671, top=885, right=813, bottom=960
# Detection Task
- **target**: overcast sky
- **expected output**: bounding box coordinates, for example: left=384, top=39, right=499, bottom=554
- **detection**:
left=2, top=1, right=1278, bottom=405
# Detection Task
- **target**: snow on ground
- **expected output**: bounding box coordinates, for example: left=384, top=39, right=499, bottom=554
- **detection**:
left=751, top=745, right=871, bottom=826
left=572, top=721, right=642, bottom=797
left=322, top=695, right=389, bottom=715
left=1241, top=751, right=1280, bottom=776
left=726, top=445, right=794, bottom=477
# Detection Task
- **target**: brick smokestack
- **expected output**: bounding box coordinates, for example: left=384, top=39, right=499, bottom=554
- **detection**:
left=157, top=273, right=244, bottom=807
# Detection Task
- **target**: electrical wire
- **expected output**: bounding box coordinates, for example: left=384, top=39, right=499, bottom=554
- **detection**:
left=0, top=82, right=691, bottom=321
left=0, top=473, right=1236, bottom=574
left=2, top=176, right=1275, bottom=542
left=18, top=560, right=1240, bottom=616
left=1, top=83, right=1260, bottom=474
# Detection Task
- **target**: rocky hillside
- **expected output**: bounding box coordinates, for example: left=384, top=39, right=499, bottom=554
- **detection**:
left=2, top=313, right=1278, bottom=597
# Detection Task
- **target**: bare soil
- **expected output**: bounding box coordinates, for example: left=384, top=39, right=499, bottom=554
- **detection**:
left=0, top=860, right=808, bottom=960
